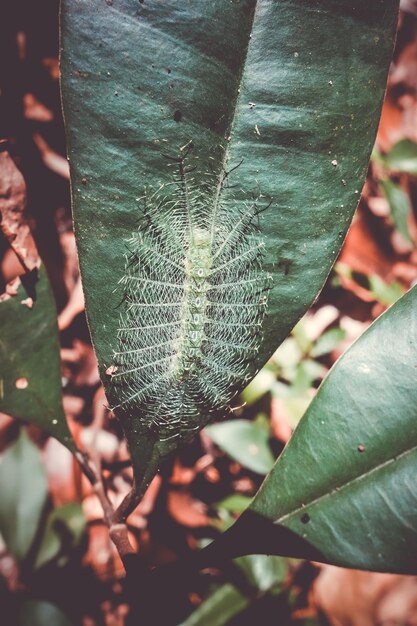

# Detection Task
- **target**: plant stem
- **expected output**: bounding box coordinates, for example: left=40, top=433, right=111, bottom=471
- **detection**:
left=75, top=449, right=137, bottom=569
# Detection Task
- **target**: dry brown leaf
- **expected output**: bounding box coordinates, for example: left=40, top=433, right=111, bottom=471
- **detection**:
left=270, top=397, right=293, bottom=444
left=23, top=94, right=54, bottom=122
left=312, top=566, right=417, bottom=626
left=43, top=437, right=84, bottom=506
left=61, top=339, right=100, bottom=387
left=59, top=230, right=80, bottom=294
left=126, top=475, right=162, bottom=530
left=0, top=150, right=39, bottom=291
left=33, top=132, right=70, bottom=180
left=167, top=491, right=209, bottom=528
left=339, top=210, right=393, bottom=279
left=58, top=276, right=85, bottom=330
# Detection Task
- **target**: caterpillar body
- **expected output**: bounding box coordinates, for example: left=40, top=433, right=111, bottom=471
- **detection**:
left=111, top=148, right=270, bottom=442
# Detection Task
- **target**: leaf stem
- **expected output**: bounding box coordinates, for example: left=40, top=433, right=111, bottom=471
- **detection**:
left=74, top=450, right=137, bottom=569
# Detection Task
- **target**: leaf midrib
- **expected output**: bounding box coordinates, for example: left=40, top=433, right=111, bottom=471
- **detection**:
left=209, top=0, right=258, bottom=238
left=274, top=443, right=416, bottom=525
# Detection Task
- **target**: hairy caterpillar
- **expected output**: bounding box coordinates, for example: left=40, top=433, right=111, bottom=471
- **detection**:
left=110, top=145, right=271, bottom=442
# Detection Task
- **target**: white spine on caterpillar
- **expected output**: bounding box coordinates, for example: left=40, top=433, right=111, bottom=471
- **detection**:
left=110, top=147, right=271, bottom=441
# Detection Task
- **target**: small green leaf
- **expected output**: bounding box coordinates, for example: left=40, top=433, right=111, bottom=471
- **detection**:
left=380, top=179, right=413, bottom=243
left=368, top=274, right=404, bottom=306
left=310, top=328, right=346, bottom=358
left=238, top=286, right=417, bottom=573
left=291, top=323, right=313, bottom=356
left=273, top=337, right=303, bottom=374
left=206, top=419, right=274, bottom=475
left=179, top=584, right=248, bottom=626
left=291, top=361, right=321, bottom=393
left=34, top=503, right=86, bottom=570
left=0, top=266, right=76, bottom=451
left=214, top=494, right=253, bottom=515
left=180, top=554, right=287, bottom=626
left=278, top=396, right=312, bottom=428
left=18, top=601, right=73, bottom=626
left=235, top=554, right=287, bottom=593
left=335, top=263, right=404, bottom=306
left=241, top=369, right=276, bottom=406
left=383, top=139, right=417, bottom=174
left=0, top=432, right=48, bottom=561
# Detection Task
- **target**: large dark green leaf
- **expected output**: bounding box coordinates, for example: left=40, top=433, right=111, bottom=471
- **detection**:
left=61, top=1, right=398, bottom=479
left=219, top=287, right=417, bottom=574
left=0, top=266, right=76, bottom=451
left=0, top=431, right=48, bottom=561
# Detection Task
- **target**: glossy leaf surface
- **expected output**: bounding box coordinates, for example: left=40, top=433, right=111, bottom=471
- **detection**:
left=233, top=287, right=417, bottom=573
left=61, top=0, right=398, bottom=475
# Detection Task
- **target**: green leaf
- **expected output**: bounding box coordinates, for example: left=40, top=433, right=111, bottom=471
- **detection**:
left=235, top=554, right=287, bottom=593
left=214, top=494, right=253, bottom=515
left=180, top=554, right=287, bottom=626
left=34, top=502, right=86, bottom=570
left=234, top=286, right=417, bottom=574
left=291, top=361, right=322, bottom=393
left=241, top=369, right=276, bottom=406
left=18, top=601, right=72, bottom=626
left=0, top=266, right=76, bottom=451
left=335, top=263, right=404, bottom=306
left=273, top=337, right=303, bottom=376
left=383, top=139, right=417, bottom=174
left=206, top=419, right=274, bottom=475
left=310, top=328, right=346, bottom=358
left=179, top=584, right=248, bottom=626
left=380, top=179, right=413, bottom=244
left=0, top=431, right=48, bottom=561
left=368, top=274, right=404, bottom=306
left=61, top=0, right=398, bottom=479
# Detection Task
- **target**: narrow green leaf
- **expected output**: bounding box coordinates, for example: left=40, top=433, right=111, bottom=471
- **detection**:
left=0, top=266, right=76, bottom=451
left=237, top=286, right=417, bottom=574
left=0, top=432, right=48, bottom=561
left=61, top=0, right=398, bottom=479
left=383, top=139, right=417, bottom=174
left=18, top=601, right=73, bottom=626
left=179, top=584, right=248, bottom=626
left=380, top=178, right=413, bottom=243
left=180, top=554, right=286, bottom=626
left=206, top=419, right=274, bottom=475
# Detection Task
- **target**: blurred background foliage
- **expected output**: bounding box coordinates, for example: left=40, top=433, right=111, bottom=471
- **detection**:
left=0, top=1, right=417, bottom=625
